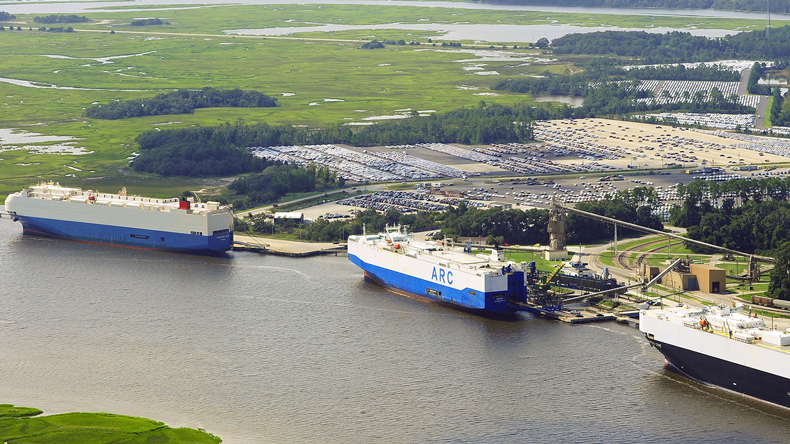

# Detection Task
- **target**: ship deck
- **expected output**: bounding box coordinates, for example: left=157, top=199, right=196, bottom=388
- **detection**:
left=19, top=182, right=230, bottom=215
left=382, top=242, right=514, bottom=275
left=642, top=307, right=790, bottom=355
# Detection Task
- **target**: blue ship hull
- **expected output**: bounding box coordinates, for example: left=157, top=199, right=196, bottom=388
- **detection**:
left=15, top=215, right=232, bottom=253
left=349, top=253, right=527, bottom=315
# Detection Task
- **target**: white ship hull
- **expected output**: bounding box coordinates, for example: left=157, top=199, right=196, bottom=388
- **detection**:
left=640, top=307, right=790, bottom=408
left=5, top=183, right=233, bottom=253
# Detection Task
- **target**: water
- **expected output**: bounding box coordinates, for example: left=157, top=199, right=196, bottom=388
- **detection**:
left=2, top=215, right=790, bottom=442
left=225, top=23, right=733, bottom=41
left=0, top=1, right=778, bottom=43
left=3, top=0, right=790, bottom=21
left=534, top=95, right=585, bottom=107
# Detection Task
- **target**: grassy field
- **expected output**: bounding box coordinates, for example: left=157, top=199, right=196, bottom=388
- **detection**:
left=48, top=4, right=770, bottom=37
left=0, top=403, right=220, bottom=443
left=0, top=4, right=773, bottom=201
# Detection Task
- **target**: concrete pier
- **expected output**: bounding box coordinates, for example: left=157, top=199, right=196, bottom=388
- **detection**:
left=515, top=302, right=616, bottom=324
left=233, top=234, right=347, bottom=257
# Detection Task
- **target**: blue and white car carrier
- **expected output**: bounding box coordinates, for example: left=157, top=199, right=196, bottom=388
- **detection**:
left=348, top=226, right=529, bottom=316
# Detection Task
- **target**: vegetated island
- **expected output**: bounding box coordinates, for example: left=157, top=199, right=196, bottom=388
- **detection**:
left=549, top=27, right=790, bottom=62
left=0, top=403, right=221, bottom=443
left=131, top=18, right=170, bottom=26
left=33, top=14, right=90, bottom=24
left=85, top=87, right=278, bottom=119
left=471, top=0, right=790, bottom=13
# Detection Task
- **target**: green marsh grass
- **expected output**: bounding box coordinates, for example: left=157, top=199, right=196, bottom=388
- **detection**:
left=0, top=404, right=220, bottom=443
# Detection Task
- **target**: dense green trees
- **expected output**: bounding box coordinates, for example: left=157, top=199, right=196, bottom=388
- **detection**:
left=439, top=202, right=551, bottom=245
left=495, top=63, right=738, bottom=97
left=472, top=0, right=790, bottom=13
left=495, top=76, right=752, bottom=118
left=566, top=187, right=664, bottom=244
left=670, top=178, right=790, bottom=254
left=747, top=62, right=772, bottom=95
left=38, top=26, right=74, bottom=33
left=769, top=243, right=790, bottom=300
left=131, top=18, right=169, bottom=26
left=251, top=208, right=444, bottom=242
left=224, top=164, right=339, bottom=209
left=86, top=88, right=278, bottom=119
left=0, top=11, right=15, bottom=20
left=551, top=27, right=790, bottom=62
left=361, top=40, right=384, bottom=49
left=132, top=123, right=271, bottom=176
left=770, top=87, right=786, bottom=125
left=34, top=15, right=89, bottom=24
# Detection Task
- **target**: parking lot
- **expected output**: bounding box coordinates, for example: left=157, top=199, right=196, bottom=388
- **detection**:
left=254, top=118, right=790, bottom=222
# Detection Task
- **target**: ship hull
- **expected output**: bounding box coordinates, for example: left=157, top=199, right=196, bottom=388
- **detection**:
left=349, top=252, right=525, bottom=315
left=647, top=336, right=790, bottom=409
left=362, top=270, right=520, bottom=319
left=16, top=214, right=232, bottom=253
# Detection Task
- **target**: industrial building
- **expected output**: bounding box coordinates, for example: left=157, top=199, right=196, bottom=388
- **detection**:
left=641, top=261, right=726, bottom=293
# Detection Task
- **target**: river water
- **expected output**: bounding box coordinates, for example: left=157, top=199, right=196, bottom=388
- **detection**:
left=2, top=214, right=790, bottom=443
left=3, top=0, right=790, bottom=21
left=1, top=0, right=782, bottom=43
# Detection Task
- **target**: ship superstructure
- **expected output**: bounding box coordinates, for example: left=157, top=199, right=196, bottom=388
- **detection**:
left=5, top=182, right=233, bottom=253
left=641, top=304, right=790, bottom=408
left=348, top=226, right=529, bottom=315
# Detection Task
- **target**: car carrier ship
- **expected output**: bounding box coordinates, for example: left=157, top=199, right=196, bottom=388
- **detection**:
left=347, top=226, right=530, bottom=316
left=4, top=182, right=233, bottom=253
left=641, top=304, right=790, bottom=409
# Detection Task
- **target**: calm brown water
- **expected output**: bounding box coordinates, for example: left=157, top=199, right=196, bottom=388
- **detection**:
left=2, top=213, right=790, bottom=443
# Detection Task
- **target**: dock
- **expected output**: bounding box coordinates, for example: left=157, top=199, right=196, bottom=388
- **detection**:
left=515, top=302, right=616, bottom=324
left=232, top=234, right=347, bottom=257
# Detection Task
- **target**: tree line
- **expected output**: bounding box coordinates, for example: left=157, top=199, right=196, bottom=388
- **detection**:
left=34, top=15, right=89, bottom=24
left=131, top=18, right=169, bottom=26
left=223, top=164, right=341, bottom=210
left=238, top=186, right=663, bottom=245
left=239, top=207, right=445, bottom=243
left=85, top=87, right=278, bottom=119
left=550, top=27, right=790, bottom=62
left=497, top=61, right=739, bottom=97
left=131, top=103, right=538, bottom=177
left=669, top=178, right=790, bottom=254
left=0, top=11, right=15, bottom=20
left=37, top=27, right=74, bottom=33
left=470, top=0, right=790, bottom=13
left=496, top=78, right=752, bottom=119
left=494, top=62, right=740, bottom=96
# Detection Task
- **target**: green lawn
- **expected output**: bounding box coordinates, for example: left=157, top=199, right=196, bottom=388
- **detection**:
left=0, top=404, right=220, bottom=443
